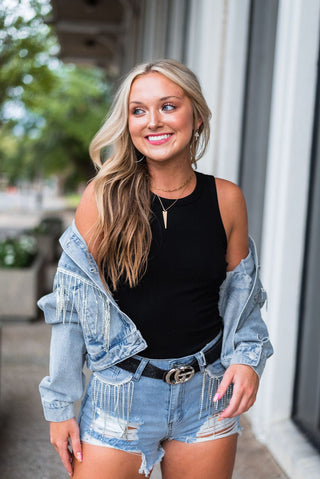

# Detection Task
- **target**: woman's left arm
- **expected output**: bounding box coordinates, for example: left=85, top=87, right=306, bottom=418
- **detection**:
left=215, top=179, right=261, bottom=418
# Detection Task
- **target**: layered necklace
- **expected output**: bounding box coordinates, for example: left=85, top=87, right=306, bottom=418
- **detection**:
left=152, top=172, right=194, bottom=229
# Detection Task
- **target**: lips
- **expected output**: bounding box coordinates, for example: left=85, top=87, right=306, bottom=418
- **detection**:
left=145, top=133, right=173, bottom=145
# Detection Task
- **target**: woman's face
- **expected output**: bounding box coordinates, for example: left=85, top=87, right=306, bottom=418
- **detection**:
left=128, top=72, right=198, bottom=166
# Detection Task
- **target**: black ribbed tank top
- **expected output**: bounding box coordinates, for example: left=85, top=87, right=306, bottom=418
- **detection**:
left=111, top=172, right=227, bottom=358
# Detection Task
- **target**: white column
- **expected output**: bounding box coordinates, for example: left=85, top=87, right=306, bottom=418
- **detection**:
left=213, top=0, right=250, bottom=183
left=140, top=0, right=169, bottom=61
left=185, top=0, right=250, bottom=182
left=165, top=0, right=188, bottom=60
left=186, top=0, right=225, bottom=175
left=250, top=0, right=320, bottom=476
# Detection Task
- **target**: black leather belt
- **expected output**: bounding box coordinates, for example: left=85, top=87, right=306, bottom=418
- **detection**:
left=117, top=333, right=223, bottom=385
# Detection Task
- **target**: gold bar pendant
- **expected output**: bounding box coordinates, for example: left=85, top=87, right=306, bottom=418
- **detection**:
left=162, top=210, right=168, bottom=229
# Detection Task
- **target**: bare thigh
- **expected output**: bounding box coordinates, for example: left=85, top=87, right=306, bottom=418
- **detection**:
left=161, top=434, right=238, bottom=479
left=72, top=443, right=151, bottom=479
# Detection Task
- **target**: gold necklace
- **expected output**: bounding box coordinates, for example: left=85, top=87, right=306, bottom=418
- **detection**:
left=156, top=173, right=194, bottom=229
left=151, top=172, right=194, bottom=193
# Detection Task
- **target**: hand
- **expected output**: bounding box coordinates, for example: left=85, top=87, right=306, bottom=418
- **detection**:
left=213, top=364, right=259, bottom=419
left=50, top=417, right=82, bottom=477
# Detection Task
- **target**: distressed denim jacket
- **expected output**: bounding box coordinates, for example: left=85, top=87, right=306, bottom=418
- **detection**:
left=38, top=221, right=273, bottom=422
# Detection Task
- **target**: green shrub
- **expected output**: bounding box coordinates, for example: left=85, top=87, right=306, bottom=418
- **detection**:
left=0, top=234, right=37, bottom=268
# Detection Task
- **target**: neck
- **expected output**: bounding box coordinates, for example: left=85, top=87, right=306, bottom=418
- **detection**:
left=148, top=163, right=195, bottom=197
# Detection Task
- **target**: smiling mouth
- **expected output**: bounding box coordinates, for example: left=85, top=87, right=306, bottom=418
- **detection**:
left=146, top=133, right=173, bottom=144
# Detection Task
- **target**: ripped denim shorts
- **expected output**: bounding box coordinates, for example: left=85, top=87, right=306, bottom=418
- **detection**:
left=78, top=334, right=241, bottom=477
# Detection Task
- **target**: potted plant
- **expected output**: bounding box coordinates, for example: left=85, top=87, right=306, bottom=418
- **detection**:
left=0, top=234, right=44, bottom=320
left=30, top=216, right=63, bottom=263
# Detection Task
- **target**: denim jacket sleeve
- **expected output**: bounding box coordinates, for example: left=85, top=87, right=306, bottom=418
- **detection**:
left=218, top=238, right=273, bottom=378
left=38, top=259, right=87, bottom=422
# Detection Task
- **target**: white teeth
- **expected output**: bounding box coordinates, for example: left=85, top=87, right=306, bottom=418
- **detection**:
left=147, top=134, right=171, bottom=141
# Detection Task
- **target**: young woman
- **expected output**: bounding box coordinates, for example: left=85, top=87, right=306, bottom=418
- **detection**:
left=39, top=59, right=273, bottom=479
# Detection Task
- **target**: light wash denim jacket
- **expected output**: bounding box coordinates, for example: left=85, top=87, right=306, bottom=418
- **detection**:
left=39, top=221, right=273, bottom=422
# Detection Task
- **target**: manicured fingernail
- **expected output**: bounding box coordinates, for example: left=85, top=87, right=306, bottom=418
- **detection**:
left=76, top=452, right=83, bottom=463
left=68, top=473, right=73, bottom=478
left=218, top=415, right=224, bottom=421
left=213, top=393, right=221, bottom=402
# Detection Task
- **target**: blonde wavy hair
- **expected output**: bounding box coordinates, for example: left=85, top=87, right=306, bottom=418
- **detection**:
left=89, top=59, right=211, bottom=290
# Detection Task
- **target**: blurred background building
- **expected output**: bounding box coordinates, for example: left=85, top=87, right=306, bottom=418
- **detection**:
left=1, top=0, right=320, bottom=477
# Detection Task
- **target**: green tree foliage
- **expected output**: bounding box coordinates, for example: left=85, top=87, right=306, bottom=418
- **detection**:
left=0, top=0, right=111, bottom=190
left=0, top=0, right=57, bottom=124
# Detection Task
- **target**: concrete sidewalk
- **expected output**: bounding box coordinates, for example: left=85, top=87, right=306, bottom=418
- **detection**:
left=0, top=320, right=287, bottom=479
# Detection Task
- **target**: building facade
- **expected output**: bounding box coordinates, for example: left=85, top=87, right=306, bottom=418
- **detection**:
left=51, top=0, right=320, bottom=476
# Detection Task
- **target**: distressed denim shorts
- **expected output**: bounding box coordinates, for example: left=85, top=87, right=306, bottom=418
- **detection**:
left=78, top=334, right=241, bottom=477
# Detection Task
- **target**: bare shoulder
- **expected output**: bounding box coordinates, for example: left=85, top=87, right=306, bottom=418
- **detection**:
left=215, top=177, right=249, bottom=270
left=75, top=180, right=99, bottom=249
left=215, top=177, right=245, bottom=204
left=215, top=178, right=247, bottom=234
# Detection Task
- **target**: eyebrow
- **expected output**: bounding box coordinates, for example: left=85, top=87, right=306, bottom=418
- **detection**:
left=129, top=95, right=183, bottom=105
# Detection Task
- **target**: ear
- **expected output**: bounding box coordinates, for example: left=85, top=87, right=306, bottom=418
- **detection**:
left=196, top=117, right=203, bottom=131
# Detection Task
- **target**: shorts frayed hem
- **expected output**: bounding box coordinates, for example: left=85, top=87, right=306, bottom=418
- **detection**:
left=172, top=415, right=242, bottom=444
left=139, top=447, right=164, bottom=477
left=81, top=436, right=164, bottom=477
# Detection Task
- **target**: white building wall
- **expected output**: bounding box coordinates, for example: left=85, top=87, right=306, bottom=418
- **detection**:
left=211, top=0, right=250, bottom=183
left=185, top=0, right=250, bottom=183
left=165, top=0, right=189, bottom=61
left=140, top=0, right=169, bottom=62
left=185, top=0, right=226, bottom=175
left=250, top=0, right=320, bottom=476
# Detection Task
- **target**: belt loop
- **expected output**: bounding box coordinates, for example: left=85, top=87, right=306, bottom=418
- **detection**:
left=195, top=351, right=206, bottom=372
left=132, top=358, right=149, bottom=381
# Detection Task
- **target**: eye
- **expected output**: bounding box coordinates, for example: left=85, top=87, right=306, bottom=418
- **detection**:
left=132, top=107, right=145, bottom=115
left=162, top=103, right=176, bottom=112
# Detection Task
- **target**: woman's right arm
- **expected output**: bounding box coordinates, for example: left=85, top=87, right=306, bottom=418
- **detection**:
left=39, top=180, right=99, bottom=476
left=39, top=290, right=87, bottom=476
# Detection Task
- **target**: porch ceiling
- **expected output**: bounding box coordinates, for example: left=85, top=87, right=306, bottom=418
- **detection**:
left=49, top=0, right=136, bottom=73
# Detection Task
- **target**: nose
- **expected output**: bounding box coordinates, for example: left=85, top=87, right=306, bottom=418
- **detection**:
left=148, top=109, right=162, bottom=129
